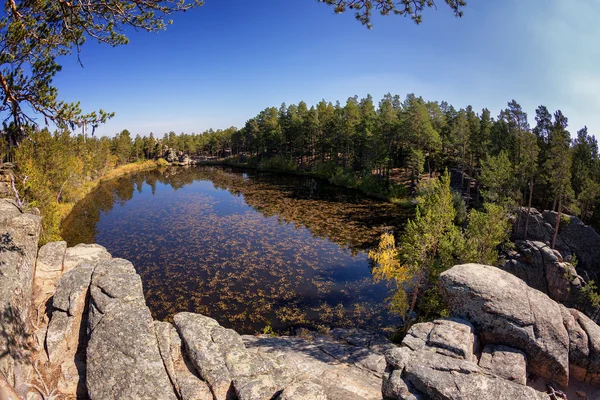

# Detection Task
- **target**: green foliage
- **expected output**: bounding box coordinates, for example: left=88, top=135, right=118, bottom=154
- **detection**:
left=262, top=325, right=276, bottom=337
left=318, top=0, right=466, bottom=28
left=370, top=170, right=511, bottom=329
left=157, top=158, right=169, bottom=167
left=369, top=170, right=456, bottom=326
left=0, top=0, right=202, bottom=147
left=461, top=203, right=511, bottom=266
left=480, top=151, right=517, bottom=208
left=580, top=281, right=600, bottom=310
left=257, top=156, right=297, bottom=172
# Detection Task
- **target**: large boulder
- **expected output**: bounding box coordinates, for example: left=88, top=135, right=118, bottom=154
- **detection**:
left=242, top=331, right=386, bottom=400
left=174, top=312, right=291, bottom=400
left=46, top=263, right=94, bottom=395
left=401, top=318, right=477, bottom=362
left=382, top=347, right=549, bottom=400
left=32, top=241, right=67, bottom=309
left=86, top=258, right=176, bottom=400
left=440, top=264, right=570, bottom=387
left=502, top=240, right=584, bottom=307
left=154, top=321, right=212, bottom=400
left=478, top=344, right=527, bottom=385
left=0, top=199, right=41, bottom=390
left=63, top=243, right=111, bottom=273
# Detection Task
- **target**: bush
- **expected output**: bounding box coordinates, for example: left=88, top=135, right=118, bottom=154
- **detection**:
left=157, top=158, right=169, bottom=167
left=257, top=156, right=297, bottom=172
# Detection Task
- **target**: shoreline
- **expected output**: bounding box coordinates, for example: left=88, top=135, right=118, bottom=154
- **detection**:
left=58, top=160, right=159, bottom=222
left=194, top=158, right=414, bottom=207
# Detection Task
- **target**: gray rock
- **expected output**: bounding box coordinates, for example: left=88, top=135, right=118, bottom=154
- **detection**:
left=154, top=321, right=212, bottom=400
left=402, top=349, right=549, bottom=400
left=561, top=307, right=590, bottom=383
left=572, top=310, right=600, bottom=385
left=502, top=240, right=585, bottom=307
left=514, top=207, right=600, bottom=278
left=174, top=312, right=286, bottom=400
left=0, top=199, right=41, bottom=387
left=45, top=263, right=94, bottom=395
left=278, top=381, right=327, bottom=400
left=478, top=344, right=527, bottom=385
left=32, top=241, right=67, bottom=307
left=63, top=243, right=111, bottom=273
left=243, top=333, right=383, bottom=400
left=440, top=264, right=570, bottom=387
left=86, top=258, right=176, bottom=400
left=402, top=318, right=476, bottom=362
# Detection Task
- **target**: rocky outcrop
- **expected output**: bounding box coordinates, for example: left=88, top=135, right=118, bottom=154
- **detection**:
left=32, top=240, right=66, bottom=309
left=0, top=199, right=41, bottom=392
left=175, top=312, right=296, bottom=400
left=154, top=321, right=213, bottom=400
left=478, top=344, right=527, bottom=385
left=503, top=240, right=585, bottom=307
left=243, top=329, right=390, bottom=400
left=63, top=243, right=111, bottom=272
left=86, top=258, right=177, bottom=400
left=46, top=263, right=93, bottom=394
left=383, top=346, right=549, bottom=400
left=440, top=263, right=570, bottom=386
left=514, top=207, right=600, bottom=276
left=401, top=318, right=477, bottom=362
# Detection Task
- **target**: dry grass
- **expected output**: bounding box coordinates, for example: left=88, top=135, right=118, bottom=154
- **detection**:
left=58, top=160, right=159, bottom=222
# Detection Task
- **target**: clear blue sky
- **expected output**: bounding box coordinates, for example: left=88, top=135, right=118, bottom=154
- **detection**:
left=53, top=0, right=600, bottom=138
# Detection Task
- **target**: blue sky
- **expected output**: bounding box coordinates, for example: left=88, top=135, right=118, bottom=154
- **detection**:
left=53, top=0, right=600, bottom=138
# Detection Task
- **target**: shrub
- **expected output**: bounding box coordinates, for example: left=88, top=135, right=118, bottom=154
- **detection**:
left=157, top=158, right=169, bottom=167
left=257, top=156, right=297, bottom=172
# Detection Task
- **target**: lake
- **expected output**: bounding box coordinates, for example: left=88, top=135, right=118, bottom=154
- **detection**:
left=61, top=166, right=407, bottom=334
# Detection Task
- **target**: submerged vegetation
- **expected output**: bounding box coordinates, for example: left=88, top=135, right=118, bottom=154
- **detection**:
left=62, top=166, right=407, bottom=334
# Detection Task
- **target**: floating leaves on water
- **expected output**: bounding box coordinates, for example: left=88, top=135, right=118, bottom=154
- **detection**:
left=62, top=166, right=408, bottom=334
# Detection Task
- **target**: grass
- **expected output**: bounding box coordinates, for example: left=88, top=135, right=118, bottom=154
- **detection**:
left=57, top=160, right=159, bottom=221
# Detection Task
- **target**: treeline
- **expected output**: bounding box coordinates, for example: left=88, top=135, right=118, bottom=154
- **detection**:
left=3, top=93, right=600, bottom=240
left=155, top=94, right=600, bottom=228
left=4, top=128, right=160, bottom=243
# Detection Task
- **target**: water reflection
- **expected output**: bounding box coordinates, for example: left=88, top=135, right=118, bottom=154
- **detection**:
left=62, top=166, right=408, bottom=334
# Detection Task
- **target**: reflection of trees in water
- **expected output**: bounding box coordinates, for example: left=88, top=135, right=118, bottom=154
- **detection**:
left=63, top=166, right=408, bottom=252
left=61, top=166, right=408, bottom=334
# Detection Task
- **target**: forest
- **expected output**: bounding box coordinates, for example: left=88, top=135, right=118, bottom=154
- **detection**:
left=4, top=92, right=600, bottom=328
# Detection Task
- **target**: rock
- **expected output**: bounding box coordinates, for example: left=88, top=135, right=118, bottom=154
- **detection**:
left=63, top=243, right=111, bottom=273
left=0, top=199, right=41, bottom=387
left=502, top=240, right=584, bottom=307
left=154, top=321, right=212, bottom=400
left=32, top=241, right=67, bottom=308
left=243, top=333, right=384, bottom=400
left=440, top=264, right=570, bottom=387
left=86, top=258, right=176, bottom=400
left=278, top=381, right=327, bottom=400
left=174, top=312, right=287, bottom=400
left=571, top=310, right=600, bottom=385
left=45, top=263, right=94, bottom=395
left=395, top=349, right=549, bottom=400
left=478, top=344, right=527, bottom=385
left=561, top=307, right=590, bottom=383
left=402, top=318, right=476, bottom=362
left=514, top=207, right=600, bottom=277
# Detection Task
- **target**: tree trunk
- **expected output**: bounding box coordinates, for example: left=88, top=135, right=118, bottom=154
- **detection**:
left=552, top=196, right=562, bottom=249
left=524, top=175, right=534, bottom=239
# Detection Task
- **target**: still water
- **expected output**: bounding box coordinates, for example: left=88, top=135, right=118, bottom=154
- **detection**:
left=62, top=166, right=407, bottom=334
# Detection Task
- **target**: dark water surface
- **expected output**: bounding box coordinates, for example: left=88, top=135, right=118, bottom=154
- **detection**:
left=62, top=166, right=408, bottom=334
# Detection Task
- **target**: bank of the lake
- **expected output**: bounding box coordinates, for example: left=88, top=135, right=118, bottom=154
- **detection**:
left=196, top=157, right=415, bottom=207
